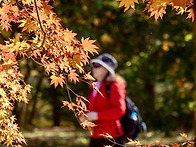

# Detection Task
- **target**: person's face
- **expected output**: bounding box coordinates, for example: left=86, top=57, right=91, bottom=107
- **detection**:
left=92, top=63, right=108, bottom=81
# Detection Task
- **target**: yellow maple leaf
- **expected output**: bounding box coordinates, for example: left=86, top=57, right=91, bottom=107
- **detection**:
left=18, top=18, right=35, bottom=33
left=92, top=82, right=103, bottom=97
left=126, top=138, right=141, bottom=146
left=99, top=133, right=113, bottom=139
left=67, top=55, right=84, bottom=73
left=116, top=0, right=139, bottom=11
left=83, top=72, right=95, bottom=81
left=180, top=132, right=187, bottom=138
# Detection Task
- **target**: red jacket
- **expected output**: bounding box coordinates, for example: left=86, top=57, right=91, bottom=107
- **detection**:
left=88, top=81, right=126, bottom=138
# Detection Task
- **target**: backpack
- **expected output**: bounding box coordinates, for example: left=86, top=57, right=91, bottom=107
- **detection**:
left=106, top=84, right=147, bottom=140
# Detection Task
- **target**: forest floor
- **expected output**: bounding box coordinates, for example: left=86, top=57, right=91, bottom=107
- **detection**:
left=22, top=126, right=194, bottom=147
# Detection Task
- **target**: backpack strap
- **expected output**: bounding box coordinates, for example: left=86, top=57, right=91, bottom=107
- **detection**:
left=106, top=83, right=112, bottom=99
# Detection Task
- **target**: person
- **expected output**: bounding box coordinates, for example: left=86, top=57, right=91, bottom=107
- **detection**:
left=86, top=53, right=126, bottom=147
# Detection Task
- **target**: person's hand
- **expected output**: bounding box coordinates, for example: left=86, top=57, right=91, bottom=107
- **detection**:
left=79, top=115, right=87, bottom=123
left=86, top=111, right=98, bottom=121
left=78, top=113, right=88, bottom=123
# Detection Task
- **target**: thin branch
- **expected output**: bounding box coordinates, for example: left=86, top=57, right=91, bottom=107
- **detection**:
left=30, top=56, right=43, bottom=66
left=64, top=78, right=75, bottom=111
left=34, top=0, right=46, bottom=48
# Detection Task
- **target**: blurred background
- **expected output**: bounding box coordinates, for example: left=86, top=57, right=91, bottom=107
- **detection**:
left=1, top=0, right=194, bottom=146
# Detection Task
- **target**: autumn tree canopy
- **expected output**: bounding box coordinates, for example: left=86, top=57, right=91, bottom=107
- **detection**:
left=0, top=0, right=98, bottom=146
left=117, top=0, right=194, bottom=21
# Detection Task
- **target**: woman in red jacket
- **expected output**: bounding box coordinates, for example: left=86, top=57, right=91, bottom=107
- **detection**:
left=86, top=53, right=126, bottom=147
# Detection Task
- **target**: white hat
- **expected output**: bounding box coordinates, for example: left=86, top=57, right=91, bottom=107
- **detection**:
left=90, top=53, right=118, bottom=75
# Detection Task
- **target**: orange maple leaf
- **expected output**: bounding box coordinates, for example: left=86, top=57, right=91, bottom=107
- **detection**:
left=68, top=70, right=79, bottom=83
left=50, top=73, right=65, bottom=88
left=187, top=8, right=194, bottom=22
left=41, top=1, right=53, bottom=12
left=62, top=101, right=77, bottom=111
left=170, top=142, right=181, bottom=147
left=81, top=37, right=98, bottom=55
left=149, top=8, right=166, bottom=21
left=80, top=120, right=96, bottom=135
left=32, top=49, right=42, bottom=58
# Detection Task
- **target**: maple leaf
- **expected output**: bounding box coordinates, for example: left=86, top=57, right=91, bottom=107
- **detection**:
left=18, top=18, right=35, bottom=33
left=50, top=73, right=65, bottom=88
left=62, top=101, right=76, bottom=111
left=149, top=8, right=166, bottom=21
left=80, top=120, right=96, bottom=133
left=2, top=59, right=17, bottom=70
left=80, top=100, right=87, bottom=110
left=79, top=96, right=89, bottom=103
left=44, top=62, right=57, bottom=72
left=3, top=52, right=16, bottom=62
left=1, top=20, right=12, bottom=31
left=83, top=72, right=95, bottom=81
left=126, top=138, right=141, bottom=146
left=32, top=49, right=42, bottom=58
left=21, top=0, right=33, bottom=5
left=58, top=57, right=70, bottom=72
left=63, top=29, right=77, bottom=42
left=116, top=0, right=139, bottom=11
left=186, top=8, right=194, bottom=22
left=180, top=132, right=188, bottom=138
left=170, top=142, right=181, bottom=147
left=68, top=70, right=79, bottom=83
left=41, top=0, right=53, bottom=14
left=81, top=37, right=98, bottom=55
left=99, top=133, right=114, bottom=139
left=171, top=0, right=190, bottom=8
left=92, top=82, right=103, bottom=97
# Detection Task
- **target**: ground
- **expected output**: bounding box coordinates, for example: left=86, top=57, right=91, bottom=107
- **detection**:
left=22, top=126, right=194, bottom=147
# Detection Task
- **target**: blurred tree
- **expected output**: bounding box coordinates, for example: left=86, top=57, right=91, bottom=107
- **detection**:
left=51, top=0, right=194, bottom=135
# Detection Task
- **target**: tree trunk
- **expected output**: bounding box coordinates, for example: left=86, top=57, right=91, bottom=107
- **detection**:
left=53, top=105, right=61, bottom=126
left=193, top=0, right=196, bottom=146
left=28, top=75, right=44, bottom=125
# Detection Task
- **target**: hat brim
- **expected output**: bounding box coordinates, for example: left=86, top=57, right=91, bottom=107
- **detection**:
left=90, top=59, right=115, bottom=75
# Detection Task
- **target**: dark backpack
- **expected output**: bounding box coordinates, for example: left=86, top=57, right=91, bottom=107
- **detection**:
left=106, top=84, right=147, bottom=140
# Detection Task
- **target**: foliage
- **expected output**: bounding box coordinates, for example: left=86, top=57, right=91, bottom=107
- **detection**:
left=116, top=0, right=194, bottom=21
left=0, top=0, right=98, bottom=146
